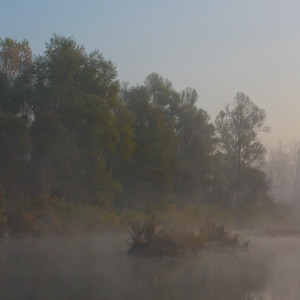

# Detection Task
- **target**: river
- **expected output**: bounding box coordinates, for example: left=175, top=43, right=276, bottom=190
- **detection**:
left=1, top=233, right=299, bottom=299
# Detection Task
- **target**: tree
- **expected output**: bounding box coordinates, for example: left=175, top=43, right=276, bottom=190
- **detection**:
left=176, top=87, right=215, bottom=198
left=0, top=113, right=29, bottom=199
left=181, top=87, right=198, bottom=107
left=144, top=72, right=180, bottom=116
left=0, top=38, right=32, bottom=86
left=33, top=34, right=119, bottom=113
left=120, top=83, right=177, bottom=208
left=0, top=38, right=33, bottom=118
left=215, top=92, right=270, bottom=207
left=31, top=35, right=131, bottom=205
left=30, top=111, right=74, bottom=200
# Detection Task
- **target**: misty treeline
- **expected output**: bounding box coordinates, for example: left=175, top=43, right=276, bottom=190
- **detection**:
left=264, top=142, right=300, bottom=205
left=0, top=35, right=284, bottom=234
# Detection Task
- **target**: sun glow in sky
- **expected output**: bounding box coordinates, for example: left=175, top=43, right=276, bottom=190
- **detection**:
left=2, top=0, right=300, bottom=150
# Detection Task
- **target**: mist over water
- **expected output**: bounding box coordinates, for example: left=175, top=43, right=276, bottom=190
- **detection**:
left=1, top=233, right=300, bottom=299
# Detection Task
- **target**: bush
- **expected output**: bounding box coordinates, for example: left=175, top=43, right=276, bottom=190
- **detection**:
left=201, top=223, right=250, bottom=248
left=127, top=216, right=181, bottom=256
left=127, top=217, right=247, bottom=256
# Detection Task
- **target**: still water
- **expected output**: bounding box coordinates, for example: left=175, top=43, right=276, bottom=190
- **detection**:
left=0, top=233, right=300, bottom=299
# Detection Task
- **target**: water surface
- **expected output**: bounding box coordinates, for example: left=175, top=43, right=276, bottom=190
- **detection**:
left=0, top=233, right=299, bottom=299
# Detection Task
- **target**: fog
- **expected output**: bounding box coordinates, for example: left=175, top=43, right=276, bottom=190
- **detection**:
left=264, top=141, right=300, bottom=205
left=2, top=233, right=300, bottom=299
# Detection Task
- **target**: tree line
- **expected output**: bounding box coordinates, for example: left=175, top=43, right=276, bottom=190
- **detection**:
left=0, top=35, right=273, bottom=230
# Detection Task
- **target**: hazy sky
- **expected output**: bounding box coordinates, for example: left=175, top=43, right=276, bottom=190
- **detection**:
left=1, top=0, right=300, bottom=149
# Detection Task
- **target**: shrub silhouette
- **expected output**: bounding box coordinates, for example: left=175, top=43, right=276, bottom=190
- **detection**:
left=127, top=217, right=247, bottom=256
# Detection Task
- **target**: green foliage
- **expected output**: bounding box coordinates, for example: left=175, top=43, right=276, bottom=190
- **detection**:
left=0, top=37, right=33, bottom=118
left=215, top=92, right=270, bottom=208
left=115, top=105, right=136, bottom=161
left=176, top=89, right=215, bottom=194
left=31, top=35, right=129, bottom=205
left=0, top=34, right=279, bottom=235
left=120, top=83, right=178, bottom=206
left=215, top=92, right=269, bottom=169
left=30, top=111, right=72, bottom=199
left=33, top=34, right=119, bottom=112
left=0, top=113, right=29, bottom=199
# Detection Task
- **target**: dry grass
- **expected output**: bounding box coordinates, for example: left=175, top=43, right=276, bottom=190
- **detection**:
left=127, top=217, right=248, bottom=256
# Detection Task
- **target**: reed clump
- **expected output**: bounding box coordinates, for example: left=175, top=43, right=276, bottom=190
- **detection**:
left=127, top=217, right=248, bottom=256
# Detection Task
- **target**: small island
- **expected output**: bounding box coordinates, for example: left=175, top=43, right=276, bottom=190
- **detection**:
left=127, top=217, right=248, bottom=256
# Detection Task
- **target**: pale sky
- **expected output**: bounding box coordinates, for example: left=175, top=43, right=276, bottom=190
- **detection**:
left=1, top=0, right=300, bottom=150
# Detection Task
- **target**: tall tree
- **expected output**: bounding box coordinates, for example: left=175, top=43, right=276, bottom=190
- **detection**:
left=120, top=84, right=177, bottom=207
left=33, top=34, right=119, bottom=113
left=215, top=92, right=269, bottom=207
left=0, top=38, right=33, bottom=118
left=176, top=88, right=215, bottom=198
left=32, top=35, right=133, bottom=205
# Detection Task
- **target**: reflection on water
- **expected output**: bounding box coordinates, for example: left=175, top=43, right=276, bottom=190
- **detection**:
left=0, top=233, right=299, bottom=299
